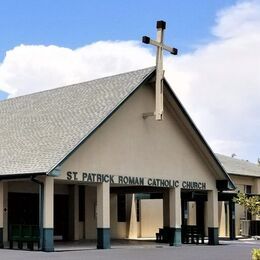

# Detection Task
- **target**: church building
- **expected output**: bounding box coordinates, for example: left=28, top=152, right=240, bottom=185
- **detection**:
left=0, top=66, right=236, bottom=251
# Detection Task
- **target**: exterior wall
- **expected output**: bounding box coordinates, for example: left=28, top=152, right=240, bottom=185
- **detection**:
left=218, top=202, right=227, bottom=237
left=218, top=174, right=260, bottom=237
left=140, top=199, right=163, bottom=238
left=253, top=178, right=260, bottom=194
left=230, top=175, right=258, bottom=235
left=8, top=181, right=38, bottom=193
left=4, top=83, right=244, bottom=241
left=231, top=175, right=255, bottom=189
left=8, top=181, right=69, bottom=195
left=187, top=202, right=196, bottom=225
left=58, top=84, right=217, bottom=189
left=110, top=193, right=127, bottom=239
left=54, top=83, right=229, bottom=241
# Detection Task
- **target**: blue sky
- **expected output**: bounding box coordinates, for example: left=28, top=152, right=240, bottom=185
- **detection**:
left=0, top=0, right=236, bottom=58
left=0, top=0, right=236, bottom=100
left=0, top=0, right=259, bottom=162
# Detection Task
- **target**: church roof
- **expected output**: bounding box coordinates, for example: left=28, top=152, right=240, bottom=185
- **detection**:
left=0, top=67, right=155, bottom=175
left=216, top=153, right=260, bottom=178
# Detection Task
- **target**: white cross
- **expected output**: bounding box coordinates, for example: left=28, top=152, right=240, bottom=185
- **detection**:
left=142, top=20, right=178, bottom=120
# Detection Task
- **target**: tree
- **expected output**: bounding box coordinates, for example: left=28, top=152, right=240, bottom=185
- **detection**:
left=233, top=192, right=260, bottom=217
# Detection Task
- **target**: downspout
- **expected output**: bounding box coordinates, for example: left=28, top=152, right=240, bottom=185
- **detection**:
left=31, top=176, right=43, bottom=250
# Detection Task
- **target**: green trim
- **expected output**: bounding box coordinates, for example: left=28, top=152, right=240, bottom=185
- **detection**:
left=48, top=165, right=61, bottom=177
left=46, top=68, right=156, bottom=175
left=208, top=227, right=219, bottom=245
left=43, top=228, right=54, bottom=252
left=97, top=228, right=110, bottom=249
left=169, top=227, right=182, bottom=246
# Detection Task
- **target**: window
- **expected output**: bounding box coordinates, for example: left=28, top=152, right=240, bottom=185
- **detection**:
left=244, top=185, right=252, bottom=194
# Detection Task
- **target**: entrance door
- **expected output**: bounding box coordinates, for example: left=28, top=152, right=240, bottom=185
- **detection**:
left=54, top=194, right=69, bottom=241
left=196, top=200, right=205, bottom=234
left=8, top=192, right=39, bottom=226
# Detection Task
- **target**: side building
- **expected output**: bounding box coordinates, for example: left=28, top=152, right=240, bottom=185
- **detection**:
left=217, top=154, right=260, bottom=237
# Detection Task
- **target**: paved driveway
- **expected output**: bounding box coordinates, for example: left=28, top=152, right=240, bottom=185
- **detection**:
left=0, top=239, right=259, bottom=260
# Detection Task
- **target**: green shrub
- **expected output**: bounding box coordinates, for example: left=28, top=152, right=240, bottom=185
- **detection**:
left=252, top=248, right=260, bottom=260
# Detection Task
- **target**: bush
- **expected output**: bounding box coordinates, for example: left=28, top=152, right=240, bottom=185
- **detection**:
left=233, top=192, right=260, bottom=217
left=252, top=248, right=260, bottom=260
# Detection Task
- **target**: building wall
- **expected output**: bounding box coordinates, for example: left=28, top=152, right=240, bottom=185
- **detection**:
left=231, top=175, right=259, bottom=235
left=217, top=174, right=260, bottom=237
left=187, top=202, right=196, bottom=225
left=5, top=83, right=249, bottom=241
left=140, top=199, right=163, bottom=238
left=54, top=83, right=231, bottom=240
left=57, top=83, right=218, bottom=189
left=110, top=193, right=128, bottom=239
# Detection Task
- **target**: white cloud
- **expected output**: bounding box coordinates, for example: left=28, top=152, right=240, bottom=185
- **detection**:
left=0, top=41, right=154, bottom=97
left=0, top=0, right=259, bottom=162
left=166, top=0, right=260, bottom=162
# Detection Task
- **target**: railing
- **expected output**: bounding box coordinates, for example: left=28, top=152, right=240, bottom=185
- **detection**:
left=182, top=225, right=204, bottom=244
left=9, top=224, right=40, bottom=250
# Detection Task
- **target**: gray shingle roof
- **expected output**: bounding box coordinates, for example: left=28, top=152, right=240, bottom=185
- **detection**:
left=216, top=153, right=260, bottom=177
left=0, top=67, right=155, bottom=175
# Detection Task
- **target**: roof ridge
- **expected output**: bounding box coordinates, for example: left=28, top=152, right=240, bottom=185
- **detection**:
left=0, top=66, right=155, bottom=105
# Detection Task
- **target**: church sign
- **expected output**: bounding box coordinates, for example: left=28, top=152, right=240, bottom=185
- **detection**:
left=66, top=171, right=207, bottom=190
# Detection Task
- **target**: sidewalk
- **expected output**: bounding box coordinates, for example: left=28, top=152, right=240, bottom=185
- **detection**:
left=0, top=239, right=259, bottom=260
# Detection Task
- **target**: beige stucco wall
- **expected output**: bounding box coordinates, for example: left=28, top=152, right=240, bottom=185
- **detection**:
left=58, top=84, right=217, bottom=189
left=187, top=202, right=196, bottom=225
left=110, top=193, right=128, bottom=239
left=8, top=181, right=69, bottom=195
left=230, top=174, right=260, bottom=234
left=230, top=175, right=255, bottom=190
left=218, top=202, right=227, bottom=237
left=140, top=199, right=163, bottom=238
left=217, top=174, right=260, bottom=236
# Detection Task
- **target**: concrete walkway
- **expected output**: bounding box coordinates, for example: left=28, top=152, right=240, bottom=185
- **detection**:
left=0, top=239, right=259, bottom=260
